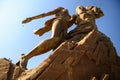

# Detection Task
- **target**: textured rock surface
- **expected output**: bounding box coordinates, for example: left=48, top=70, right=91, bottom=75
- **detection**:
left=0, top=30, right=120, bottom=80
left=0, top=58, right=11, bottom=80
left=0, top=58, right=22, bottom=80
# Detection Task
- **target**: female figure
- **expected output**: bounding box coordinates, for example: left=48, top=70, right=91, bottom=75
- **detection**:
left=17, top=7, right=73, bottom=68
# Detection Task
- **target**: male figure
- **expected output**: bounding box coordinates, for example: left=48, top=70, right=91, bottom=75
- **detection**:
left=67, top=5, right=104, bottom=41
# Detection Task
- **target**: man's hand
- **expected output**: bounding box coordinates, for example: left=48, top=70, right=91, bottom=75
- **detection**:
left=22, top=17, right=33, bottom=24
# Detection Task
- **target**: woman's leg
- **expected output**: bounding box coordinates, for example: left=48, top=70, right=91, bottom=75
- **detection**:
left=26, top=37, right=60, bottom=60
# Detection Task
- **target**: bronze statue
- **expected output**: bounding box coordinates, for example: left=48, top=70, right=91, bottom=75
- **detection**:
left=67, top=5, right=104, bottom=41
left=17, top=7, right=74, bottom=68
left=17, top=6, right=104, bottom=69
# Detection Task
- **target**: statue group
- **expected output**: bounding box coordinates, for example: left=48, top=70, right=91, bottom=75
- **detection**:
left=17, top=5, right=104, bottom=69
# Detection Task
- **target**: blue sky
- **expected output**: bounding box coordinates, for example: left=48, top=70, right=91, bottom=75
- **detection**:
left=0, top=0, right=120, bottom=69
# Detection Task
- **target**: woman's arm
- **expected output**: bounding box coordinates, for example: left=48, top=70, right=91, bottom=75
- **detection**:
left=22, top=7, right=64, bottom=24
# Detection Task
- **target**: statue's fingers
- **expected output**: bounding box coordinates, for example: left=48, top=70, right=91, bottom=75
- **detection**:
left=22, top=19, right=30, bottom=24
left=22, top=20, right=27, bottom=24
left=22, top=18, right=32, bottom=24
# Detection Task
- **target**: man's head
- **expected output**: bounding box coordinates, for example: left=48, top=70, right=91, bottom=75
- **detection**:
left=76, top=5, right=86, bottom=14
left=86, top=6, right=104, bottom=18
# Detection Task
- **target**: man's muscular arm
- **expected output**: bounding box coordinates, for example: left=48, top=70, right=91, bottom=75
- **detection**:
left=68, top=14, right=78, bottom=28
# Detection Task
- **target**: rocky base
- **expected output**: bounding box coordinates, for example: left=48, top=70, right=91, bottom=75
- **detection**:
left=0, top=30, right=120, bottom=80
